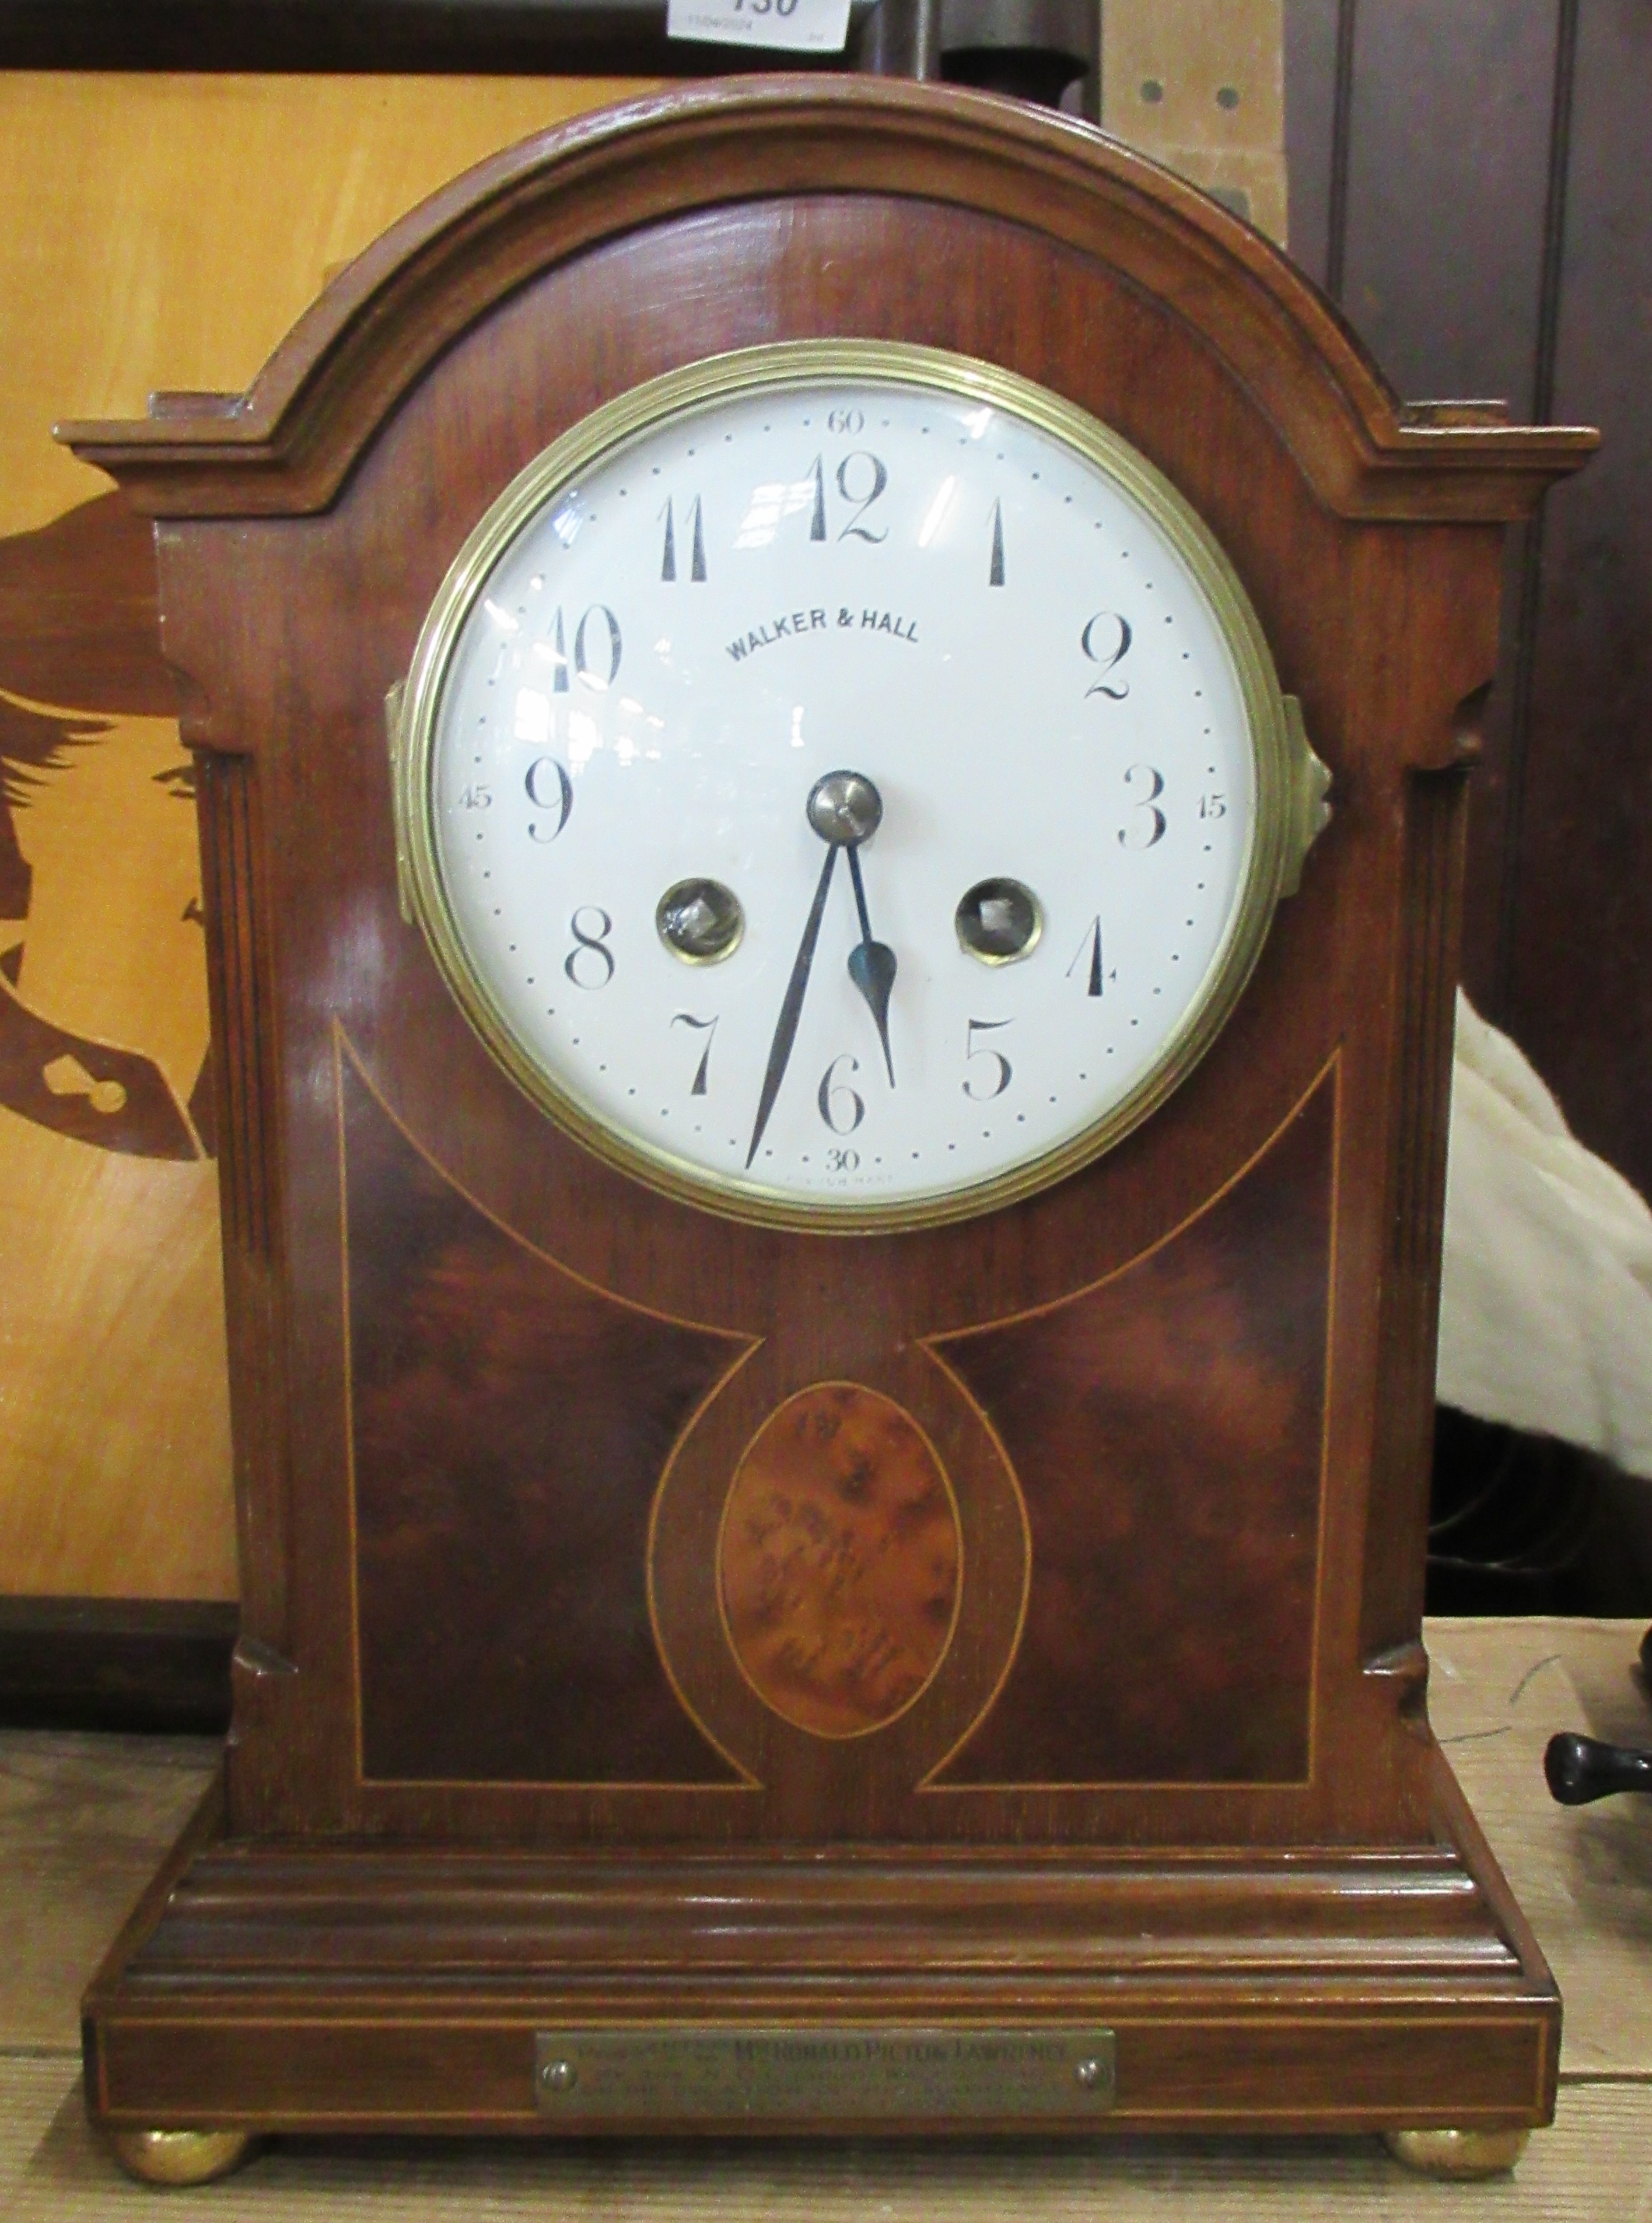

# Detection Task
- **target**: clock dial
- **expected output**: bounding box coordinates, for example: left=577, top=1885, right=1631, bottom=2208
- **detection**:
left=400, top=343, right=1312, bottom=1227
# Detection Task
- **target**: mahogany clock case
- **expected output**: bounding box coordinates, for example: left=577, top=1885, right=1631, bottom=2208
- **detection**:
left=63, top=80, right=1594, bottom=2141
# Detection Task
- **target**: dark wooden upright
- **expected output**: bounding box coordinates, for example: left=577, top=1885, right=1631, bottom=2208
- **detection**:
left=63, top=79, right=1594, bottom=2146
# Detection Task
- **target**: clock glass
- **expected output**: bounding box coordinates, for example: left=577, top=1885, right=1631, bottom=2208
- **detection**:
left=397, top=342, right=1306, bottom=1228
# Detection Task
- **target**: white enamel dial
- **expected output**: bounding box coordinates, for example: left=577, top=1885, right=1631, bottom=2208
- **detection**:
left=402, top=345, right=1305, bottom=1228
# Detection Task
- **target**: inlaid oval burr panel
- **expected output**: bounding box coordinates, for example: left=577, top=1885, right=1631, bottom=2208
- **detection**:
left=648, top=1332, right=1031, bottom=1829
left=718, top=1383, right=961, bottom=1738
left=341, top=1021, right=1332, bottom=1822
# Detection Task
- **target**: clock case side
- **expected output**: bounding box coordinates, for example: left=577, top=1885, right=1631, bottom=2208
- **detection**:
left=61, top=78, right=1592, bottom=2144
left=163, top=609, right=300, bottom=1731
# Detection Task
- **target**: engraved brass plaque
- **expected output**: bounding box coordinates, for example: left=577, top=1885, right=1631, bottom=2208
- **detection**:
left=534, top=2027, right=1116, bottom=2123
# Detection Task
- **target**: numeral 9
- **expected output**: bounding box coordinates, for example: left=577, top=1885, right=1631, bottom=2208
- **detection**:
left=524, top=756, right=572, bottom=843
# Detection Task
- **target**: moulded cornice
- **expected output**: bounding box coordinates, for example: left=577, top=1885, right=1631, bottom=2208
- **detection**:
left=57, top=76, right=1596, bottom=519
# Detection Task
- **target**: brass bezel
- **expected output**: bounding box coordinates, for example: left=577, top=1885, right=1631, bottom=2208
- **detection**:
left=396, top=339, right=1314, bottom=1235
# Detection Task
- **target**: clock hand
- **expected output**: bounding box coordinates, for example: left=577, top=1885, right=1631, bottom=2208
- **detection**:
left=746, top=770, right=889, bottom=1172
left=745, top=839, right=839, bottom=1170
left=805, top=769, right=898, bottom=1090
left=845, top=842, right=897, bottom=1087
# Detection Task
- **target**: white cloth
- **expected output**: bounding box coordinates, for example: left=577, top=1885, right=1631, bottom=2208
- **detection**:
left=1439, top=992, right=1652, bottom=1477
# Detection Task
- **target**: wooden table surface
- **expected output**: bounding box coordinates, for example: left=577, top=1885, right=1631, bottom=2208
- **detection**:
left=4, top=1617, right=1650, bottom=2215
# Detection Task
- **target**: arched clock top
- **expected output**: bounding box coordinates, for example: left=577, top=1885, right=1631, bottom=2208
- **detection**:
left=57, top=77, right=1593, bottom=523
left=66, top=68, right=1595, bottom=2158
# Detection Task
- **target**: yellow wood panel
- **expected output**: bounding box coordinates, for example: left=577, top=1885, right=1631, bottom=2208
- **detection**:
left=0, top=72, right=655, bottom=538
left=1103, top=1, right=1287, bottom=247
left=0, top=56, right=1282, bottom=1603
left=0, top=73, right=650, bottom=1599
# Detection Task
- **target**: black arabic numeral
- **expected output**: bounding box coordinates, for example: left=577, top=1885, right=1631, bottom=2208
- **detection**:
left=671, top=1012, right=718, bottom=1096
left=533, top=603, right=617, bottom=693
left=660, top=496, right=706, bottom=583
left=1067, top=916, right=1111, bottom=997
left=524, top=756, right=572, bottom=843
left=1082, top=611, right=1132, bottom=700
left=459, top=784, right=492, bottom=810
left=963, top=1017, right=1013, bottom=1100
left=573, top=604, right=622, bottom=688
left=836, top=451, right=889, bottom=543
left=546, top=604, right=569, bottom=694
left=817, top=1052, right=866, bottom=1135
left=1121, top=764, right=1167, bottom=849
left=659, top=496, right=676, bottom=581
left=565, top=905, right=614, bottom=989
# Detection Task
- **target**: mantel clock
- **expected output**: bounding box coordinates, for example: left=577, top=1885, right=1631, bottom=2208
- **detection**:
left=62, top=79, right=1595, bottom=2183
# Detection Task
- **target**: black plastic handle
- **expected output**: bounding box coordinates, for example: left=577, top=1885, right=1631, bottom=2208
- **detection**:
left=1544, top=1731, right=1652, bottom=1805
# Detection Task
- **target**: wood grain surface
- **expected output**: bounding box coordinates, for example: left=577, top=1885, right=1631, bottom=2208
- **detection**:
left=1104, top=0, right=1289, bottom=246
left=0, top=72, right=649, bottom=1601
left=719, top=1382, right=960, bottom=1739
left=342, top=1040, right=744, bottom=1787
left=1283, top=1, right=1652, bottom=1220
left=934, top=1068, right=1332, bottom=1788
left=1513, top=5, right=1652, bottom=1198
left=59, top=74, right=1594, bottom=2136
left=10, top=1619, right=1652, bottom=2203
left=7, top=2058, right=1652, bottom=2215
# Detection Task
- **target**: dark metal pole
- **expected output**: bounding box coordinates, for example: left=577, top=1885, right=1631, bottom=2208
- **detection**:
left=856, top=0, right=1099, bottom=121
left=855, top=0, right=942, bottom=81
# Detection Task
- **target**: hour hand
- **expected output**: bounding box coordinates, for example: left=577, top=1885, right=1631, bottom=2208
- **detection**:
left=746, top=771, right=892, bottom=1174
left=805, top=771, right=897, bottom=1089
left=846, top=844, right=897, bottom=1088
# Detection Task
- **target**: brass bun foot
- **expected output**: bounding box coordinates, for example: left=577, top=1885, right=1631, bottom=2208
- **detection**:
left=1384, top=2127, right=1530, bottom=2180
left=108, top=2128, right=256, bottom=2187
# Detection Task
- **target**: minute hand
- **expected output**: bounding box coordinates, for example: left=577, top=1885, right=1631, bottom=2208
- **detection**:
left=745, top=841, right=840, bottom=1170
